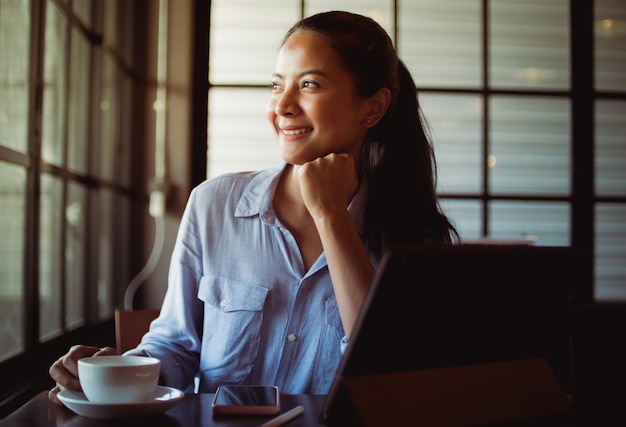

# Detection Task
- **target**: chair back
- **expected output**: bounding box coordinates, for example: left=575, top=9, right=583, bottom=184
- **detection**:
left=114, top=309, right=160, bottom=354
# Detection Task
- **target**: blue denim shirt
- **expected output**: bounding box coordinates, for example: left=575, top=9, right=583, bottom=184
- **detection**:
left=126, top=162, right=373, bottom=395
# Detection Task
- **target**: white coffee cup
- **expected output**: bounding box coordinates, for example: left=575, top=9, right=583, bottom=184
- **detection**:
left=78, top=355, right=160, bottom=404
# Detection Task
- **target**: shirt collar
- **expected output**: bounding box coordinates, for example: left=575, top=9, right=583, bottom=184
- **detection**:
left=234, top=161, right=368, bottom=234
left=234, top=162, right=285, bottom=221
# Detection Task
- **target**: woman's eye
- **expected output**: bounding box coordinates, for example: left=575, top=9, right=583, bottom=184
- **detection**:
left=302, top=80, right=318, bottom=89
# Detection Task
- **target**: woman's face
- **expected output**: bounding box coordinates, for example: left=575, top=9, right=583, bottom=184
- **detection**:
left=267, top=31, right=371, bottom=166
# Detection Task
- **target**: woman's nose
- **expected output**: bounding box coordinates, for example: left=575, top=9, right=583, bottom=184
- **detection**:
left=274, top=88, right=300, bottom=116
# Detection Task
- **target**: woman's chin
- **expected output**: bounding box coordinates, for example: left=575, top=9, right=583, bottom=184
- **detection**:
left=279, top=150, right=312, bottom=166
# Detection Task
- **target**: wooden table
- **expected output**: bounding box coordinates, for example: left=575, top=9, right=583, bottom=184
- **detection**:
left=3, top=390, right=625, bottom=427
left=0, top=391, right=327, bottom=427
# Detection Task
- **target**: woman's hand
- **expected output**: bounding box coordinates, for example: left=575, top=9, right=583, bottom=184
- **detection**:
left=296, top=152, right=358, bottom=221
left=48, top=345, right=117, bottom=405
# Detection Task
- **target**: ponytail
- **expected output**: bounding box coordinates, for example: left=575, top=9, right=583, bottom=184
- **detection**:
left=363, top=61, right=457, bottom=256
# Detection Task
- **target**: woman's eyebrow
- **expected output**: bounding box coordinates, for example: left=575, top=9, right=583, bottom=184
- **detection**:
left=271, top=69, right=328, bottom=79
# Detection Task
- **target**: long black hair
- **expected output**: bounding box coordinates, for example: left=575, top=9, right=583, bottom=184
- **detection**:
left=284, top=11, right=459, bottom=256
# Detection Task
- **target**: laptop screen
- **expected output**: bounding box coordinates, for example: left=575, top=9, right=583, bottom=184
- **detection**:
left=320, top=243, right=590, bottom=426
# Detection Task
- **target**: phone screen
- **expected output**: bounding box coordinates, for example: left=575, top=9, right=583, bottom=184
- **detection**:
left=214, top=385, right=278, bottom=406
left=212, top=385, right=280, bottom=415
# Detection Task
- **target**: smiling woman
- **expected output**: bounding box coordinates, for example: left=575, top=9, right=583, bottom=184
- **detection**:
left=48, top=10, right=458, bottom=405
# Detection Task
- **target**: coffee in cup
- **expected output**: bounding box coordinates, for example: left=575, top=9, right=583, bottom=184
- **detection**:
left=78, top=355, right=160, bottom=404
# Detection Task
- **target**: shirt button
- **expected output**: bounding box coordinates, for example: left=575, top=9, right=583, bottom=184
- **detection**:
left=219, top=299, right=228, bottom=309
left=287, top=333, right=297, bottom=342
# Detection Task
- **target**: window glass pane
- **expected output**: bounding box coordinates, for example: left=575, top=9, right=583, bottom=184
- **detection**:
left=489, top=96, right=570, bottom=195
left=118, top=74, right=133, bottom=187
left=209, top=0, right=298, bottom=84
left=114, top=194, right=132, bottom=298
left=103, top=0, right=134, bottom=67
left=65, top=182, right=87, bottom=329
left=42, top=1, right=67, bottom=166
left=0, top=161, right=26, bottom=361
left=40, top=174, right=63, bottom=341
left=99, top=53, right=118, bottom=181
left=438, top=199, right=482, bottom=240
left=420, top=94, right=482, bottom=194
left=489, top=201, right=570, bottom=246
left=0, top=0, right=31, bottom=154
left=72, top=0, right=93, bottom=29
left=103, top=0, right=119, bottom=52
left=398, top=0, right=481, bottom=88
left=595, top=0, right=626, bottom=91
left=98, top=188, right=114, bottom=320
left=208, top=87, right=279, bottom=178
left=305, top=1, right=393, bottom=38
left=595, top=100, right=626, bottom=197
left=489, top=0, right=570, bottom=89
left=67, top=28, right=90, bottom=174
left=119, top=1, right=135, bottom=68
left=595, top=203, right=626, bottom=301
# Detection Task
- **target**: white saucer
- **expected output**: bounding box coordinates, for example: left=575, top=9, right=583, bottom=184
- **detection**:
left=57, top=385, right=184, bottom=420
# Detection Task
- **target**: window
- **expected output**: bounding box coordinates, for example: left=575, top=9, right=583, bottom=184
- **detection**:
left=207, top=0, right=626, bottom=301
left=0, top=0, right=141, bottom=364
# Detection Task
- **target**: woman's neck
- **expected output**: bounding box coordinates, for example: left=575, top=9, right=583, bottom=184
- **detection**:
left=277, top=164, right=306, bottom=210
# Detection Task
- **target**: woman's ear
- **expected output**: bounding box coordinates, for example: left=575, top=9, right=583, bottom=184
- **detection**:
left=363, top=87, right=392, bottom=128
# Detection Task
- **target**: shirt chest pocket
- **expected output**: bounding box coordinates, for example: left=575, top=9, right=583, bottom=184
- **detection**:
left=197, top=276, right=270, bottom=382
left=199, top=276, right=269, bottom=313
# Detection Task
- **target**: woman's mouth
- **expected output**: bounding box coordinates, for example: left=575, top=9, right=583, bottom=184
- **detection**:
left=282, top=127, right=313, bottom=135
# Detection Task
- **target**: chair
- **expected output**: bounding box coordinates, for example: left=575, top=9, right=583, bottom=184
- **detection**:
left=114, top=309, right=160, bottom=354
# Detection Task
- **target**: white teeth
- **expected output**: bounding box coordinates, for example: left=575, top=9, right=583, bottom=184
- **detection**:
left=282, top=128, right=312, bottom=135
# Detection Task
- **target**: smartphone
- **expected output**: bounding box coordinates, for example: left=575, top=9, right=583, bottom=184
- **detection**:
left=211, top=385, right=281, bottom=415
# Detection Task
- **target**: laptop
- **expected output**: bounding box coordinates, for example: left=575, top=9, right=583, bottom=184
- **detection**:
left=320, top=243, right=590, bottom=427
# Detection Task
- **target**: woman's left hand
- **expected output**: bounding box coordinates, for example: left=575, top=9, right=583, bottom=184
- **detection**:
left=297, top=153, right=358, bottom=220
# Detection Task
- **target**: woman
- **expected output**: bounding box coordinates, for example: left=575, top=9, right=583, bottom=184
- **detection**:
left=48, top=10, right=457, bottom=404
